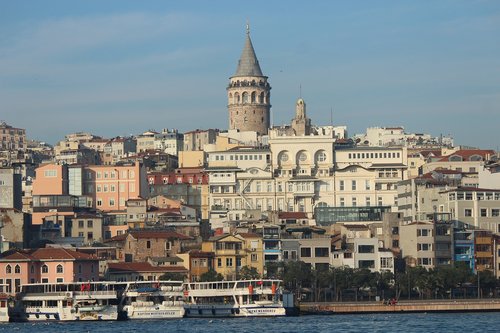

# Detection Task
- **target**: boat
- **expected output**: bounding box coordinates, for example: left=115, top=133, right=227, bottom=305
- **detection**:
left=17, top=282, right=120, bottom=321
left=0, top=284, right=12, bottom=323
left=119, top=280, right=185, bottom=320
left=183, top=279, right=286, bottom=317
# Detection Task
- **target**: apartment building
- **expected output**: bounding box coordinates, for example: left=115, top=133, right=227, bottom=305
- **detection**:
left=0, top=121, right=26, bottom=151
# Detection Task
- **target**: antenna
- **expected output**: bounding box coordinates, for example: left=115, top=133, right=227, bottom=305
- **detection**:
left=246, top=20, right=250, bottom=34
left=299, top=84, right=302, bottom=99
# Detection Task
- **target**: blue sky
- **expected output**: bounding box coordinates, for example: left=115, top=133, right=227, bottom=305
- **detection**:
left=0, top=0, right=499, bottom=148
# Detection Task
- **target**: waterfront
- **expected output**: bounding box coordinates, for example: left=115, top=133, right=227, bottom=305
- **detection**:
left=1, top=313, right=500, bottom=333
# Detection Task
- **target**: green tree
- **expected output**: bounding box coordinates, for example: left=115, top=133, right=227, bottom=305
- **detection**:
left=160, top=272, right=187, bottom=281
left=237, top=266, right=261, bottom=279
left=199, top=269, right=224, bottom=282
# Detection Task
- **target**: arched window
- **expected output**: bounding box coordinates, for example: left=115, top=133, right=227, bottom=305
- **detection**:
left=228, top=93, right=233, bottom=103
left=251, top=91, right=256, bottom=103
left=242, top=92, right=249, bottom=103
left=449, top=155, right=462, bottom=162
left=315, top=150, right=327, bottom=163
left=469, top=155, right=483, bottom=161
left=42, top=264, right=49, bottom=274
left=235, top=92, right=240, bottom=104
left=6, top=265, right=12, bottom=274
left=15, top=264, right=20, bottom=274
left=265, top=93, right=270, bottom=103
left=30, top=265, right=35, bottom=274
left=297, top=150, right=309, bottom=164
left=259, top=92, right=264, bottom=103
left=316, top=202, right=329, bottom=208
left=56, top=264, right=63, bottom=274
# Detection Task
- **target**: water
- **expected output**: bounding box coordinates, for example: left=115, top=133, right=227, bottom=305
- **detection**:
left=1, top=313, right=499, bottom=333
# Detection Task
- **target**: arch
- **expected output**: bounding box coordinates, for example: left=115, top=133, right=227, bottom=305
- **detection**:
left=242, top=92, right=249, bottom=103
left=42, top=264, right=49, bottom=274
left=30, top=265, right=35, bottom=274
left=6, top=264, right=12, bottom=274
left=316, top=202, right=329, bottom=208
left=449, top=155, right=462, bottom=162
left=469, top=154, right=483, bottom=161
left=57, top=264, right=64, bottom=274
left=228, top=93, right=233, bottom=103
left=234, top=92, right=240, bottom=104
left=265, top=93, right=270, bottom=104
left=315, top=150, right=328, bottom=164
left=15, top=264, right=20, bottom=274
left=259, top=92, right=264, bottom=103
left=296, top=150, right=309, bottom=164
left=278, top=151, right=290, bottom=166
left=251, top=91, right=256, bottom=103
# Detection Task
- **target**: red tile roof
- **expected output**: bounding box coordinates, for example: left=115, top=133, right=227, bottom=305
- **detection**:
left=279, top=212, right=307, bottom=219
left=129, top=231, right=192, bottom=240
left=438, top=149, right=494, bottom=162
left=0, top=248, right=97, bottom=261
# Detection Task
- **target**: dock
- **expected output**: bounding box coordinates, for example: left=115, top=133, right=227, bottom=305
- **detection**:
left=300, top=299, right=500, bottom=314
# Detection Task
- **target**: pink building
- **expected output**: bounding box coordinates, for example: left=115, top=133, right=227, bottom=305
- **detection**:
left=0, top=248, right=99, bottom=292
left=32, top=163, right=148, bottom=224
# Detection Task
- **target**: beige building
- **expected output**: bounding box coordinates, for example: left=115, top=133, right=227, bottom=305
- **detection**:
left=70, top=213, right=104, bottom=244
left=0, top=121, right=26, bottom=151
left=201, top=233, right=264, bottom=280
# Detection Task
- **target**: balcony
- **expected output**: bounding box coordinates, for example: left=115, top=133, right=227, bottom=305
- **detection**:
left=475, top=237, right=492, bottom=245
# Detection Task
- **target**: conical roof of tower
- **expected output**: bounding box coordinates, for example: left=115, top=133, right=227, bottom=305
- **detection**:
left=233, top=30, right=263, bottom=77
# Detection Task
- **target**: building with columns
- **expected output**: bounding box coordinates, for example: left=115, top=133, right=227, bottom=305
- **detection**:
left=227, top=26, right=271, bottom=135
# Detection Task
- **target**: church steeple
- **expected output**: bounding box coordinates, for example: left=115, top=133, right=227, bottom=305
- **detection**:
left=234, top=24, right=263, bottom=77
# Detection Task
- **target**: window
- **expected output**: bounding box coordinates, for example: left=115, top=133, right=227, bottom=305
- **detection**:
left=417, top=229, right=430, bottom=237
left=78, top=220, right=84, bottom=228
left=417, top=243, right=432, bottom=251
left=14, top=265, right=20, bottom=274
left=339, top=180, right=344, bottom=191
left=358, top=260, right=375, bottom=269
left=366, top=197, right=371, bottom=206
left=4, top=265, right=10, bottom=275
left=464, top=209, right=473, bottom=217
left=217, top=258, right=222, bottom=267
left=339, top=197, right=345, bottom=207
left=30, top=265, right=35, bottom=274
left=56, top=278, right=64, bottom=283
left=351, top=180, right=356, bottom=191
left=352, top=198, right=357, bottom=207
left=56, top=265, right=63, bottom=274
left=358, top=245, right=374, bottom=253
left=251, top=254, right=258, bottom=262
left=226, top=258, right=233, bottom=267
left=87, top=220, right=93, bottom=228
left=380, top=257, right=393, bottom=269
left=315, top=248, right=329, bottom=257
left=87, top=232, right=93, bottom=241
left=365, top=180, right=370, bottom=190
left=42, top=265, right=49, bottom=274
left=146, top=241, right=151, bottom=249
left=44, top=170, right=57, bottom=177
left=493, top=209, right=500, bottom=217
left=480, top=209, right=487, bottom=217
left=300, top=247, right=312, bottom=258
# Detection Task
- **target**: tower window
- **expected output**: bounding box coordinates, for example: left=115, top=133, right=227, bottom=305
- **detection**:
left=242, top=92, right=249, bottom=103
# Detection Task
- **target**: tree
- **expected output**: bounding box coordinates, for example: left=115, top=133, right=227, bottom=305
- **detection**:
left=237, top=266, right=261, bottom=280
left=160, top=272, right=186, bottom=281
left=200, top=269, right=224, bottom=282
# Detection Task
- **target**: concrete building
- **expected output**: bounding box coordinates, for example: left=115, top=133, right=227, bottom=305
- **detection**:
left=331, top=237, right=394, bottom=273
left=0, top=167, right=22, bottom=210
left=439, top=187, right=500, bottom=232
left=227, top=26, right=271, bottom=135
left=354, top=126, right=453, bottom=148
left=183, top=129, right=218, bottom=152
left=70, top=213, right=104, bottom=244
left=0, top=121, right=26, bottom=151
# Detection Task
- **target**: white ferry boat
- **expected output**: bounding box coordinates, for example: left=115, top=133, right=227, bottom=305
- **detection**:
left=18, top=282, right=119, bottom=321
left=119, top=280, right=185, bottom=320
left=183, top=279, right=286, bottom=317
left=0, top=284, right=12, bottom=323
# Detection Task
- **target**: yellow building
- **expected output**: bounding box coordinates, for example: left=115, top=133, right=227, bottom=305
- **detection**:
left=201, top=233, right=264, bottom=280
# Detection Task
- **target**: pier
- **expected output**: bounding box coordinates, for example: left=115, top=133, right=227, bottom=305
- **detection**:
left=300, top=299, right=500, bottom=314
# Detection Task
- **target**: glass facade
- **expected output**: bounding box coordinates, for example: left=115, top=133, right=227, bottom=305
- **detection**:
left=314, top=206, right=391, bottom=226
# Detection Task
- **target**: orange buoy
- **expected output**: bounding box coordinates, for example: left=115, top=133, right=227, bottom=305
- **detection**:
left=271, top=283, right=276, bottom=295
left=248, top=284, right=254, bottom=294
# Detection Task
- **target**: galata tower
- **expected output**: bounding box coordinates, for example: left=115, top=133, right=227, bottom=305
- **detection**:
left=227, top=25, right=271, bottom=135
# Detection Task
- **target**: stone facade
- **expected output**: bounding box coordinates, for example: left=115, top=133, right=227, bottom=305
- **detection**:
left=228, top=27, right=271, bottom=135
